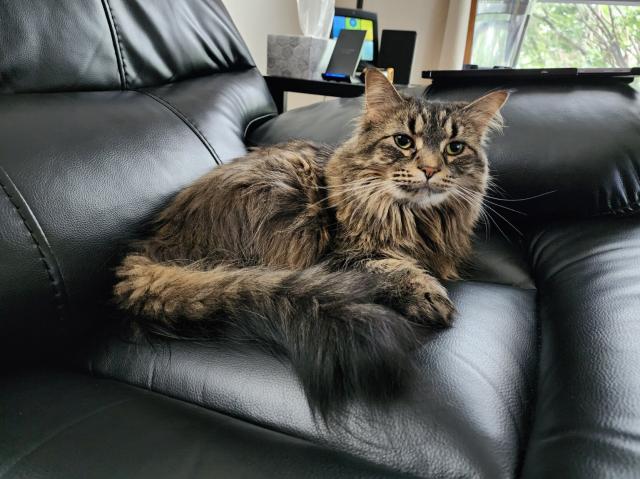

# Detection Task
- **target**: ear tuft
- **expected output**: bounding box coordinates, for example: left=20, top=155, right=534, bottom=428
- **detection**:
left=364, top=69, right=403, bottom=120
left=463, top=90, right=510, bottom=136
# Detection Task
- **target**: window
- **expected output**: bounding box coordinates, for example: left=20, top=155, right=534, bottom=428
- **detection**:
left=469, top=0, right=640, bottom=69
left=469, top=0, right=534, bottom=68
left=518, top=1, right=640, bottom=69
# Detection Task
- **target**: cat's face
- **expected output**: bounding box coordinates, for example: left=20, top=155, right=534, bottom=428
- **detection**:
left=349, top=70, right=508, bottom=208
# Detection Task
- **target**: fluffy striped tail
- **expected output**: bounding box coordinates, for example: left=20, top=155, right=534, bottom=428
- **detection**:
left=114, top=254, right=420, bottom=417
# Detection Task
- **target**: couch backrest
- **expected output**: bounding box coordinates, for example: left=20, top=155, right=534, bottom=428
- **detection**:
left=426, top=79, right=640, bottom=223
left=0, top=0, right=276, bottom=365
left=249, top=79, right=640, bottom=228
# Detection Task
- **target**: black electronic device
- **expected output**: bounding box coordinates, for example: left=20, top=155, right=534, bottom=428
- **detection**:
left=322, top=29, right=366, bottom=82
left=378, top=30, right=417, bottom=85
left=422, top=67, right=640, bottom=83
left=331, top=7, right=378, bottom=69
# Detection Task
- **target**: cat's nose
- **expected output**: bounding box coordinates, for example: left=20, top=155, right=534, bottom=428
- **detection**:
left=422, top=167, right=441, bottom=180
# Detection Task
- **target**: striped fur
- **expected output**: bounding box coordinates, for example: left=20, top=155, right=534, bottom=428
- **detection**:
left=114, top=70, right=508, bottom=418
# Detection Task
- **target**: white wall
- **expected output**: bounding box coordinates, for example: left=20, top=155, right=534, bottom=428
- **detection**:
left=223, top=0, right=324, bottom=109
left=222, top=0, right=469, bottom=108
left=221, top=0, right=301, bottom=72
left=336, top=0, right=451, bottom=84
left=439, top=0, right=472, bottom=70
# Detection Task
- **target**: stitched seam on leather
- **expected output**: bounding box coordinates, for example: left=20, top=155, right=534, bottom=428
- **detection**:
left=137, top=90, right=222, bottom=165
left=596, top=197, right=640, bottom=217
left=243, top=112, right=277, bottom=140
left=100, top=0, right=125, bottom=89
left=102, top=0, right=129, bottom=89
left=0, top=168, right=67, bottom=322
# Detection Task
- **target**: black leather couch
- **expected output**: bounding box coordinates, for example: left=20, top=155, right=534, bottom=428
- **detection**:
left=2, top=1, right=639, bottom=478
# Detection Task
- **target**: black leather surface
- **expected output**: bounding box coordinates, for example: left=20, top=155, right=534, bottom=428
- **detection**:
left=522, top=217, right=640, bottom=478
left=468, top=228, right=534, bottom=289
left=427, top=80, right=640, bottom=222
left=107, top=0, right=254, bottom=88
left=250, top=81, right=640, bottom=223
left=0, top=370, right=407, bottom=479
left=0, top=0, right=255, bottom=93
left=89, top=280, right=538, bottom=478
left=0, top=0, right=120, bottom=93
left=0, top=71, right=274, bottom=365
left=0, top=91, right=214, bottom=364
left=3, top=0, right=640, bottom=477
left=143, top=69, right=276, bottom=163
left=0, top=168, right=65, bottom=364
left=248, top=96, right=368, bottom=146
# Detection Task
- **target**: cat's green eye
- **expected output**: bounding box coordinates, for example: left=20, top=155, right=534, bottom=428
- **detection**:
left=393, top=134, right=414, bottom=150
left=445, top=141, right=465, bottom=156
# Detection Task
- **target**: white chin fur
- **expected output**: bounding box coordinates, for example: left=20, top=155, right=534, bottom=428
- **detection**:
left=414, top=191, right=449, bottom=207
left=393, top=188, right=450, bottom=207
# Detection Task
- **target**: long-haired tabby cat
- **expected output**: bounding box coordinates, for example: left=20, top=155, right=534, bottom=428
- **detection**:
left=115, top=70, right=508, bottom=417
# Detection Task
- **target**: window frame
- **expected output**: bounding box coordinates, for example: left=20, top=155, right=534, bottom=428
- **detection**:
left=463, top=0, right=640, bottom=67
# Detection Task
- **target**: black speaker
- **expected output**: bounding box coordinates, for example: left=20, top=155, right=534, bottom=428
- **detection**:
left=378, top=30, right=417, bottom=85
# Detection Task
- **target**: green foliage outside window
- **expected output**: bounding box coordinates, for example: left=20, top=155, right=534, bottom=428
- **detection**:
left=518, top=2, right=640, bottom=69
left=472, top=1, right=640, bottom=89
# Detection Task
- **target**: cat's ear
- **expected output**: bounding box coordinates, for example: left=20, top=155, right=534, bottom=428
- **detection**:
left=364, top=69, right=403, bottom=120
left=463, top=90, right=510, bottom=135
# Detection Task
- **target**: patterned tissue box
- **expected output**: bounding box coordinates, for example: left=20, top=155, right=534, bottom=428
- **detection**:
left=267, top=34, right=335, bottom=80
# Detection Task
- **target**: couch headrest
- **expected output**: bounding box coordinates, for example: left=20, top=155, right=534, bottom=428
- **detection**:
left=0, top=0, right=254, bottom=93
left=249, top=80, right=640, bottom=223
left=426, top=79, right=640, bottom=221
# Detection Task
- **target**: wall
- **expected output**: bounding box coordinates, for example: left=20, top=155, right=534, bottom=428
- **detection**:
left=222, top=0, right=470, bottom=108
left=335, top=0, right=451, bottom=84
left=439, top=0, right=472, bottom=70
left=221, top=0, right=301, bottom=72
left=222, top=0, right=324, bottom=109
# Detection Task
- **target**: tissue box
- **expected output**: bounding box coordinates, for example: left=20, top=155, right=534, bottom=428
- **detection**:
left=267, top=34, right=335, bottom=80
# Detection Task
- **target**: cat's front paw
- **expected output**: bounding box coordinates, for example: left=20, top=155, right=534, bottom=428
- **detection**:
left=402, top=281, right=455, bottom=330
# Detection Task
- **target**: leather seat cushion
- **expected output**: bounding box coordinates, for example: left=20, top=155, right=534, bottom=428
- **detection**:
left=88, top=278, right=538, bottom=478
left=522, top=217, right=640, bottom=478
left=0, top=369, right=402, bottom=479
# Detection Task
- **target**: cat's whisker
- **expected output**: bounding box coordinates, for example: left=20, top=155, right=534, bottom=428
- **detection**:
left=456, top=190, right=510, bottom=242
left=449, top=188, right=503, bottom=242
left=457, top=188, right=521, bottom=240
left=449, top=186, right=482, bottom=206
left=449, top=188, right=484, bottom=214
left=483, top=209, right=510, bottom=242
left=455, top=184, right=527, bottom=216
left=486, top=177, right=508, bottom=196
left=452, top=183, right=523, bottom=238
left=480, top=202, right=523, bottom=238
left=449, top=187, right=491, bottom=238
left=483, top=189, right=558, bottom=202
left=482, top=199, right=527, bottom=215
